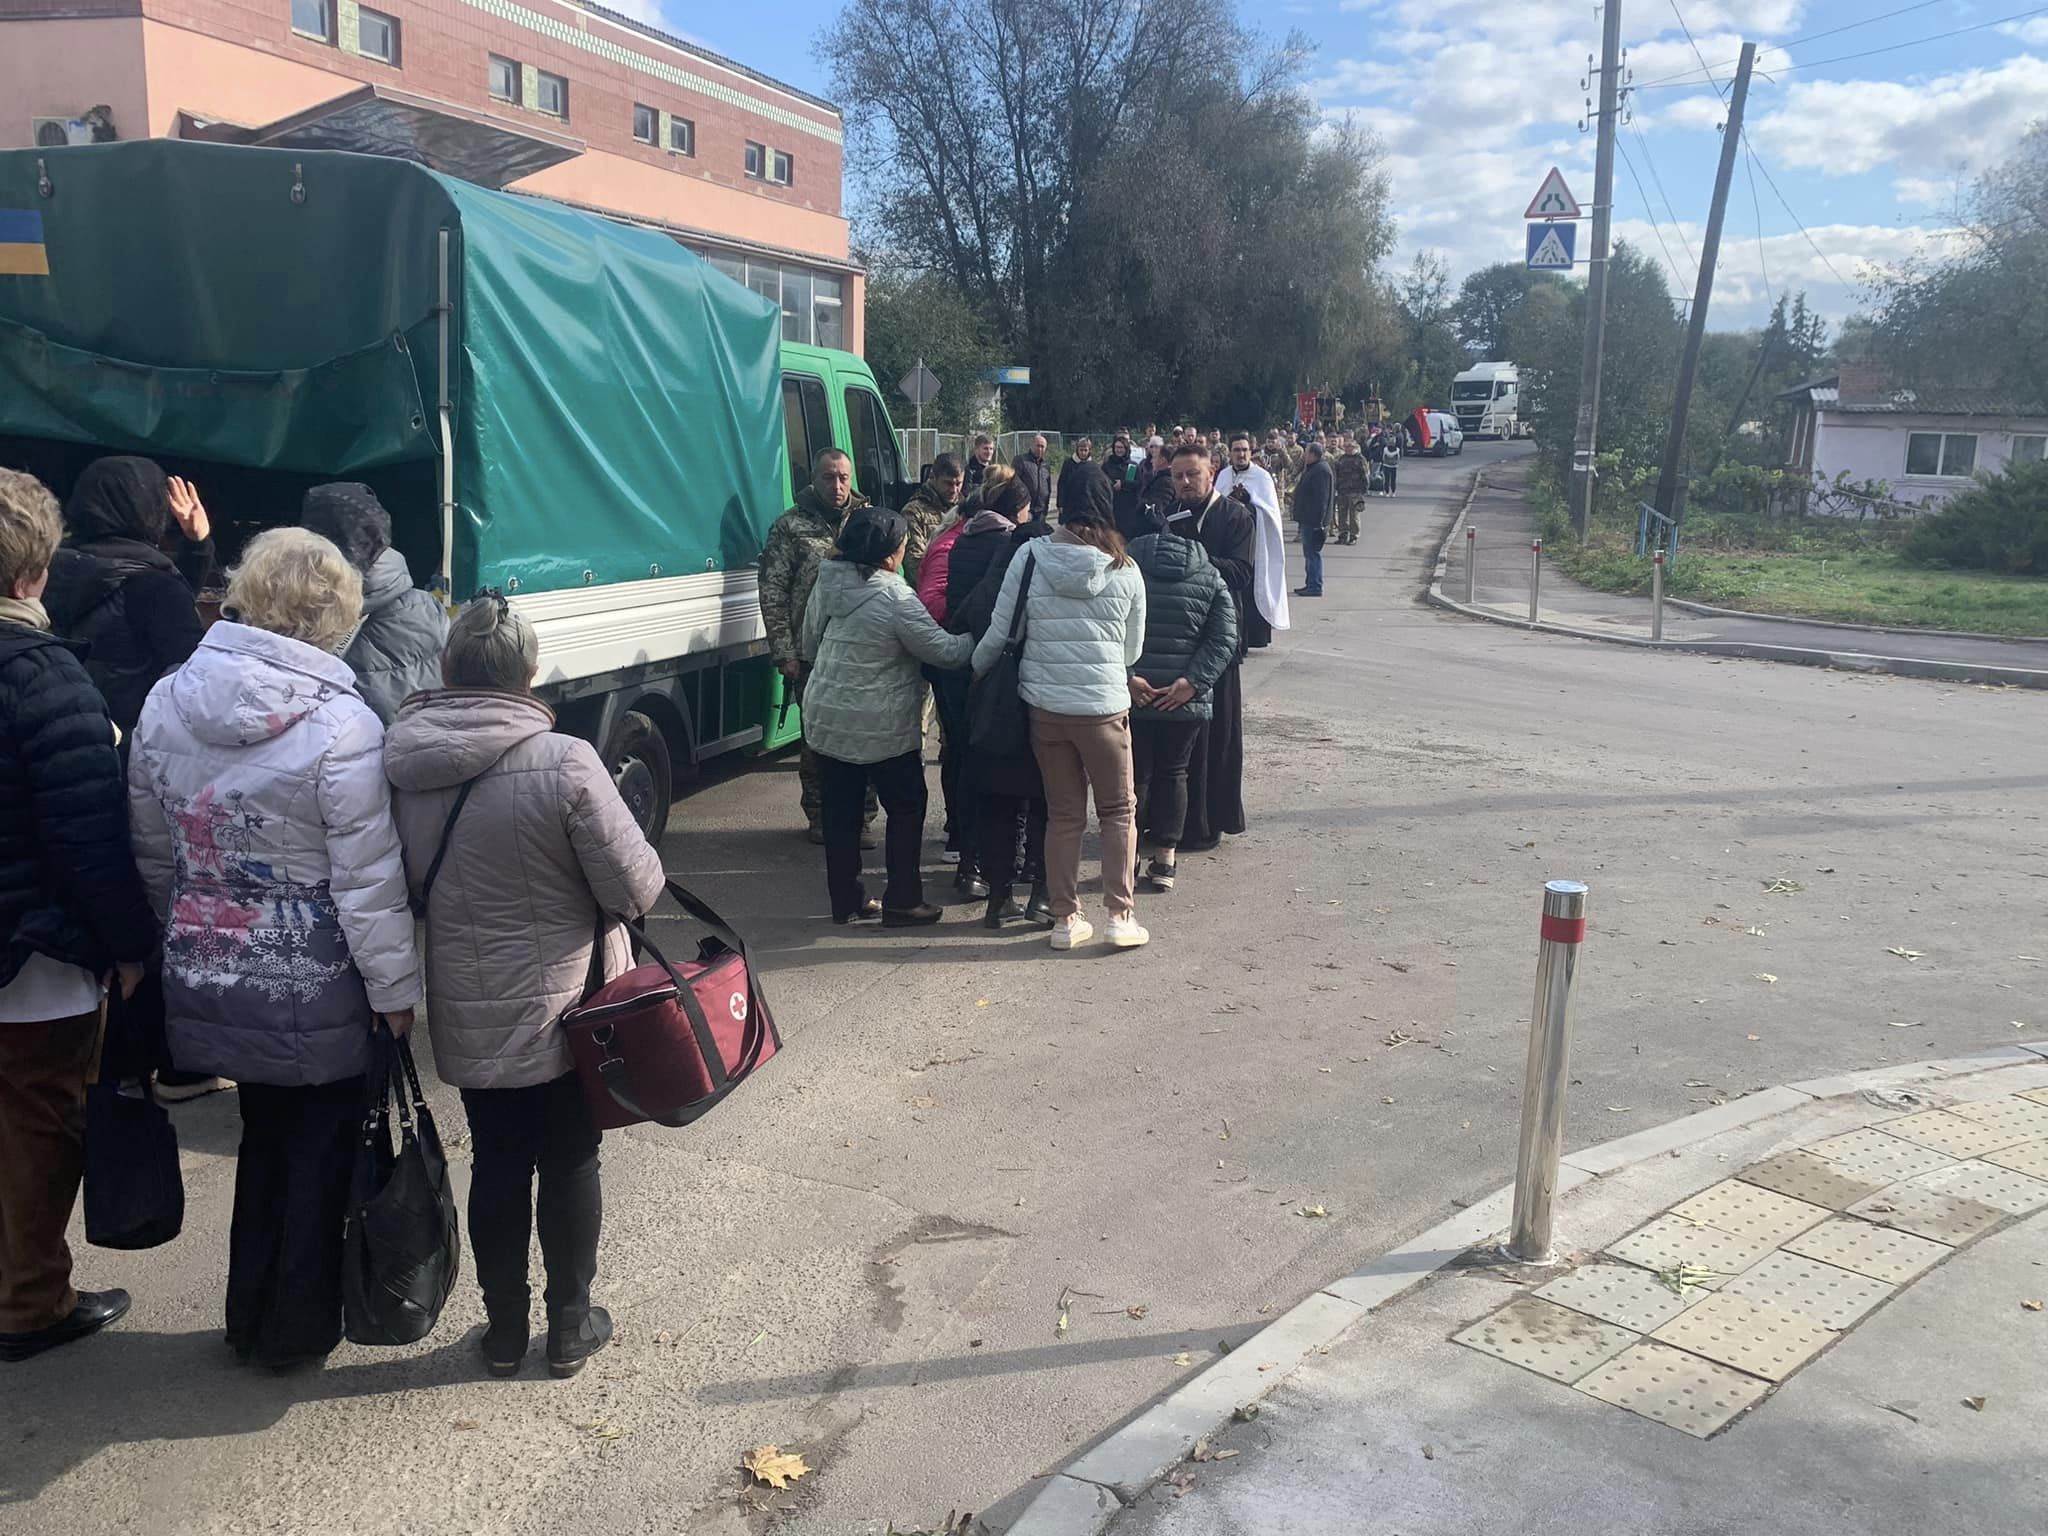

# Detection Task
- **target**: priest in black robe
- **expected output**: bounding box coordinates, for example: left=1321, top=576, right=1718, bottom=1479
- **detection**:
left=1161, top=442, right=1253, bottom=850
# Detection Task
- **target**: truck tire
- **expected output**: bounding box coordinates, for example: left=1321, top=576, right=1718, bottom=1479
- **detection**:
left=605, top=710, right=673, bottom=842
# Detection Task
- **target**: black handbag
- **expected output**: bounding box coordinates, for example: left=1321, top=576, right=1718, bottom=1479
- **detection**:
left=341, top=1024, right=461, bottom=1346
left=84, top=1079, right=184, bottom=1250
left=967, top=547, right=1038, bottom=757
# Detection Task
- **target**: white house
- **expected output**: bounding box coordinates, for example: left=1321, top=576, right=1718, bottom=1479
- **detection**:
left=1777, top=363, right=2048, bottom=514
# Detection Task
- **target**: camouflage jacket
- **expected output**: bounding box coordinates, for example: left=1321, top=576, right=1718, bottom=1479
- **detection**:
left=758, top=485, right=867, bottom=668
left=899, top=482, right=956, bottom=578
left=1333, top=451, right=1371, bottom=497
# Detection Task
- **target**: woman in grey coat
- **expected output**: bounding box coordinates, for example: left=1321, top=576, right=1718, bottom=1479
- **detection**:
left=799, top=510, right=973, bottom=926
left=302, top=483, right=448, bottom=724
left=385, top=596, right=665, bottom=1379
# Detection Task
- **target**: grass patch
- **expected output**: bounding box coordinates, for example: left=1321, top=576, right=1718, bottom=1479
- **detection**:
left=1529, top=466, right=2048, bottom=636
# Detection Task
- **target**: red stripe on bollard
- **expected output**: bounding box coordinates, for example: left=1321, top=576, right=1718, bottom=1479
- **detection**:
left=1539, top=914, right=1586, bottom=945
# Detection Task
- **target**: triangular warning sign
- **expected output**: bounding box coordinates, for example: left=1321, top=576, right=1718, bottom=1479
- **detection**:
left=1527, top=227, right=1573, bottom=271
left=1525, top=166, right=1581, bottom=220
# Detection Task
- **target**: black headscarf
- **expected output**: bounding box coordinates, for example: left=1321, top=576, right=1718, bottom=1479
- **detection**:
left=65, top=456, right=169, bottom=546
left=834, top=509, right=907, bottom=569
left=302, top=482, right=393, bottom=573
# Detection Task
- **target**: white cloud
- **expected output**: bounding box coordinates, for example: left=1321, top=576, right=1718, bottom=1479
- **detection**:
left=1997, top=18, right=2048, bottom=43
left=1751, top=55, right=2048, bottom=177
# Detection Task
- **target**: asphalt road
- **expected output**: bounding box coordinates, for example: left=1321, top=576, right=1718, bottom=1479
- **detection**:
left=9, top=439, right=2045, bottom=1536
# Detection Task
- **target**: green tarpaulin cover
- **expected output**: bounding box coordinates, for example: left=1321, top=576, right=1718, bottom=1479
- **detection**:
left=0, top=140, right=786, bottom=595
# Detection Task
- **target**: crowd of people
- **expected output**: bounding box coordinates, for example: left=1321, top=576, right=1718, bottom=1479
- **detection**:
left=1, top=460, right=662, bottom=1377
left=755, top=408, right=1420, bottom=950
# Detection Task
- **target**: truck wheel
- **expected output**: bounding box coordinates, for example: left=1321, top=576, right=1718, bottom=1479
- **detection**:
left=606, top=710, right=673, bottom=842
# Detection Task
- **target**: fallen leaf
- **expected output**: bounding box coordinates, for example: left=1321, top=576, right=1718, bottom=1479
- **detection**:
left=1317, top=1066, right=1332, bottom=1074
left=1606, top=1105, right=1633, bottom=1113
left=1745, top=926, right=1767, bottom=937
left=1213, top=1448, right=1240, bottom=1461
left=1191, top=1437, right=1213, bottom=1462
left=1887, top=1020, right=1925, bottom=1029
left=1127, top=1304, right=1150, bottom=1320
left=1421, top=1443, right=1436, bottom=1461
left=975, top=998, right=990, bottom=1008
left=742, top=1445, right=810, bottom=1489
left=1382, top=960, right=1411, bottom=973
left=1297, top=1204, right=1331, bottom=1218
left=1764, top=879, right=1804, bottom=894
left=1232, top=1404, right=1261, bottom=1423
left=1962, top=1396, right=1986, bottom=1412
left=2023, top=1300, right=2044, bottom=1312
left=1381, top=1095, right=1396, bottom=1105
left=1752, top=973, right=1778, bottom=984
left=588, top=1420, right=631, bottom=1441
left=1658, top=1264, right=1718, bottom=1297
left=1886, top=947, right=1923, bottom=960
left=1746, top=1033, right=1761, bottom=1041
left=449, top=1418, right=479, bottom=1431
left=2016, top=1021, right=2032, bottom=1030
left=1171, top=1351, right=1195, bottom=1366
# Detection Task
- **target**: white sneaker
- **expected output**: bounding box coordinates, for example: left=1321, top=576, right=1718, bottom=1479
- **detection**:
left=938, top=848, right=962, bottom=865
left=1103, top=915, right=1150, bottom=949
left=1050, top=914, right=1094, bottom=950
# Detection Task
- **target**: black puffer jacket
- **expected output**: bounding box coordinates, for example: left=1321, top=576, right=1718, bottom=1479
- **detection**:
left=0, top=620, right=159, bottom=989
left=1127, top=533, right=1238, bottom=723
left=947, top=513, right=1050, bottom=641
left=42, top=456, right=209, bottom=739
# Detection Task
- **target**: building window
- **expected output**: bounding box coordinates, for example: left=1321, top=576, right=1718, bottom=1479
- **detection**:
left=779, top=268, right=811, bottom=344
left=291, top=0, right=332, bottom=42
left=357, top=6, right=399, bottom=64
left=668, top=116, right=695, bottom=156
left=2014, top=434, right=2046, bottom=465
left=632, top=104, right=657, bottom=144
left=744, top=141, right=765, bottom=179
left=1906, top=432, right=1977, bottom=478
left=745, top=260, right=780, bottom=310
left=535, top=70, right=569, bottom=118
left=770, top=150, right=794, bottom=186
left=813, top=272, right=844, bottom=350
left=488, top=54, right=519, bottom=102
left=706, top=251, right=745, bottom=285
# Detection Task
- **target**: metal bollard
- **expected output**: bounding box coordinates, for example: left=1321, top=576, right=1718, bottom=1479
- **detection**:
left=1505, top=880, right=1590, bottom=1264
left=1651, top=550, right=1665, bottom=642
left=1464, top=525, right=1477, bottom=605
left=1528, top=538, right=1543, bottom=624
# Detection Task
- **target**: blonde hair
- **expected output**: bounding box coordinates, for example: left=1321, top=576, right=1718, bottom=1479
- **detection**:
left=443, top=593, right=539, bottom=691
left=0, top=468, right=63, bottom=593
left=224, top=527, right=363, bottom=653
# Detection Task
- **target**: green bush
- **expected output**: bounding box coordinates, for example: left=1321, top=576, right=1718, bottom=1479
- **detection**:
left=1904, top=460, right=2048, bottom=573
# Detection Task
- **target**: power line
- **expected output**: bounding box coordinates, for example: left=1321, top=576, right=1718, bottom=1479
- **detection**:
left=1742, top=132, right=1851, bottom=288
left=1628, top=117, right=1699, bottom=273
left=1614, top=131, right=1696, bottom=298
left=1635, top=0, right=1954, bottom=87
left=1666, top=0, right=1726, bottom=98
left=1744, top=141, right=1774, bottom=306
left=1634, top=3, right=2048, bottom=91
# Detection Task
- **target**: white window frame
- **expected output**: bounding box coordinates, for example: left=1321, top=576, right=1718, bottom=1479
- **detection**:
left=488, top=54, right=519, bottom=102
left=1905, top=431, right=1978, bottom=478
left=744, top=141, right=766, bottom=179
left=535, top=70, right=569, bottom=119
left=2012, top=434, right=2046, bottom=465
left=668, top=116, right=695, bottom=156
left=291, top=0, right=333, bottom=43
left=632, top=103, right=657, bottom=145
left=769, top=149, right=794, bottom=186
left=356, top=6, right=399, bottom=64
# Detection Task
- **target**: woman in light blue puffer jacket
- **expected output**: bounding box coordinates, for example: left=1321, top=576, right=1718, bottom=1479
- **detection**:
left=972, top=508, right=1147, bottom=951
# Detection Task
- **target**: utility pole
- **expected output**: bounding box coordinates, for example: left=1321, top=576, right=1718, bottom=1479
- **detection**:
left=1569, top=0, right=1625, bottom=538
left=1652, top=42, right=1758, bottom=527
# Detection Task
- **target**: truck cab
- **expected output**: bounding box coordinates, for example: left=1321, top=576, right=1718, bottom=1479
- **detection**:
left=1451, top=362, right=1524, bottom=440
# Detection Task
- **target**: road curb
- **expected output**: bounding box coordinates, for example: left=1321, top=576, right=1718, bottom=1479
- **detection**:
left=1421, top=495, right=2048, bottom=690
left=1661, top=594, right=2048, bottom=647
left=993, top=1044, right=2048, bottom=1534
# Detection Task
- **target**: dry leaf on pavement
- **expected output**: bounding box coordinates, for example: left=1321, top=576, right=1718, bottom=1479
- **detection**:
left=1172, top=1351, right=1195, bottom=1366
left=1962, top=1396, right=1986, bottom=1412
left=1764, top=879, right=1803, bottom=894
left=1297, top=1204, right=1330, bottom=1218
left=1752, top=973, right=1778, bottom=984
left=2022, top=1300, right=2044, bottom=1312
left=1887, top=1020, right=1924, bottom=1028
left=1886, top=947, right=1923, bottom=960
left=742, top=1445, right=810, bottom=1489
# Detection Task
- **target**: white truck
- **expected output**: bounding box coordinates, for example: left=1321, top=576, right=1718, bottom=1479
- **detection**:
left=1451, top=361, right=1526, bottom=440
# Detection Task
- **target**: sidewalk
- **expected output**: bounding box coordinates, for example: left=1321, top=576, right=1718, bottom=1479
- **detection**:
left=1436, top=462, right=2048, bottom=687
left=1110, top=1056, right=2048, bottom=1536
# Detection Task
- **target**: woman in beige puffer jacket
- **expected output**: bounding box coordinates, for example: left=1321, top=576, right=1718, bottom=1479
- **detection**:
left=383, top=596, right=663, bottom=1381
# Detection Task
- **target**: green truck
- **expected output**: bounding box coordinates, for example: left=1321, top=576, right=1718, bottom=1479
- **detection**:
left=0, top=139, right=914, bottom=835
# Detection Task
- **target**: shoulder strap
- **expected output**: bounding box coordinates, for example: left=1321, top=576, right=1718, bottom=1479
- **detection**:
left=1005, top=546, right=1037, bottom=646
left=410, top=777, right=479, bottom=918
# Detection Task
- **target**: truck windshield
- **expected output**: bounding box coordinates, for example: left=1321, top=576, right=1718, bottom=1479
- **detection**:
left=1452, top=382, right=1493, bottom=401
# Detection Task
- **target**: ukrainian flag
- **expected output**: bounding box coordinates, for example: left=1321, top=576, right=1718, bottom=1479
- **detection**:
left=0, top=210, right=50, bottom=276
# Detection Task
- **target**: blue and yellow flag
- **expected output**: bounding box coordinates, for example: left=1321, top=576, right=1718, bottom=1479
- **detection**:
left=0, top=210, right=50, bottom=276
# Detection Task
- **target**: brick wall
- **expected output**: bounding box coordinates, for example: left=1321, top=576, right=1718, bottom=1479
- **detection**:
left=2, top=0, right=844, bottom=218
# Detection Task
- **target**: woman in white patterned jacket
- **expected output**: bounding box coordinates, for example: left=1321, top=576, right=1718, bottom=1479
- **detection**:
left=129, top=527, right=421, bottom=1370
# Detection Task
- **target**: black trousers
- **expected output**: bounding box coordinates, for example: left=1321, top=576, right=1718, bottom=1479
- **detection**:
left=977, top=793, right=1048, bottom=890
left=818, top=748, right=927, bottom=916
left=460, top=1072, right=602, bottom=1332
left=1133, top=715, right=1203, bottom=850
left=227, top=1077, right=362, bottom=1365
left=928, top=668, right=974, bottom=857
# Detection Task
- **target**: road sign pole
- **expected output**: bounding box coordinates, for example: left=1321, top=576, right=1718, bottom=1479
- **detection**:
left=1570, top=0, right=1625, bottom=541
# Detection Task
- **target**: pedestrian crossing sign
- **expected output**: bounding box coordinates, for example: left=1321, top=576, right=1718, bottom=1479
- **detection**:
left=1526, top=222, right=1576, bottom=271
left=1525, top=166, right=1582, bottom=220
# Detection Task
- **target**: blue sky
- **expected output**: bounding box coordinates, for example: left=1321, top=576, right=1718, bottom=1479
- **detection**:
left=658, top=0, right=2048, bottom=331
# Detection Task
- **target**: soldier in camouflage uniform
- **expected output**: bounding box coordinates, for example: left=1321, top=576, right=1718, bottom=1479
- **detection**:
left=1332, top=433, right=1370, bottom=544
left=899, top=452, right=964, bottom=582
left=759, top=448, right=875, bottom=842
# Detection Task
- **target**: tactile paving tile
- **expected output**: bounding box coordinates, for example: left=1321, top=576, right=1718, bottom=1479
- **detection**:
left=1906, top=1158, right=2048, bottom=1216
left=1847, top=1183, right=2009, bottom=1244
left=1805, top=1127, right=1956, bottom=1184
left=1575, top=1340, right=1772, bottom=1438
left=1876, top=1109, right=2029, bottom=1159
left=1784, top=1216, right=1951, bottom=1283
left=1719, top=1250, right=1898, bottom=1331
left=1669, top=1179, right=1832, bottom=1246
left=1650, top=1291, right=1837, bottom=1381
left=1981, top=1140, right=2048, bottom=1180
left=1604, top=1214, right=1775, bottom=1281
left=1947, top=1096, right=2048, bottom=1139
left=1535, top=1262, right=1698, bottom=1332
left=1736, top=1149, right=1890, bottom=1212
left=2020, top=1087, right=2048, bottom=1107
left=1451, top=1296, right=1639, bottom=1384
